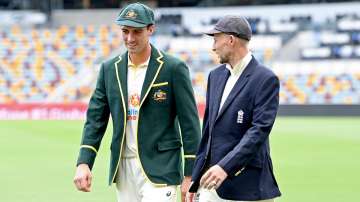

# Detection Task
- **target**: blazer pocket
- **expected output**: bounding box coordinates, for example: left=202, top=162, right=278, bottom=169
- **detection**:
left=247, top=156, right=263, bottom=168
left=157, top=139, right=182, bottom=151
left=152, top=82, right=169, bottom=87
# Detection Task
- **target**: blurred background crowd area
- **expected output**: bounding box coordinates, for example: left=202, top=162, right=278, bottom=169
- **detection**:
left=1, top=0, right=359, bottom=108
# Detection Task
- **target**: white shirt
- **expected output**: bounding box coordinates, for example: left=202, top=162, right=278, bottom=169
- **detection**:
left=219, top=52, right=252, bottom=112
left=123, top=54, right=150, bottom=158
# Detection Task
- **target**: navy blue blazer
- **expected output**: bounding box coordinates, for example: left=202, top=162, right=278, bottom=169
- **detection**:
left=190, top=57, right=281, bottom=201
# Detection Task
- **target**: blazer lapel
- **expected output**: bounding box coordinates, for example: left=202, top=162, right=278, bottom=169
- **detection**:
left=140, top=45, right=164, bottom=107
left=209, top=66, right=230, bottom=128
left=216, top=57, right=257, bottom=121
left=114, top=53, right=128, bottom=110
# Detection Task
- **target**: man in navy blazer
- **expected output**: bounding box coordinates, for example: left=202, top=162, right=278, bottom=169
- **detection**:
left=187, top=16, right=281, bottom=202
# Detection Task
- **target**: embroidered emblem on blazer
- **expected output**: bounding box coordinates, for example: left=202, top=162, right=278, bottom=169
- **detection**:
left=237, top=110, right=244, bottom=123
left=153, top=89, right=167, bottom=102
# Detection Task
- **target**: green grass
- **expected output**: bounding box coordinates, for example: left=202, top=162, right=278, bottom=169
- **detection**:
left=271, top=117, right=360, bottom=202
left=0, top=117, right=359, bottom=202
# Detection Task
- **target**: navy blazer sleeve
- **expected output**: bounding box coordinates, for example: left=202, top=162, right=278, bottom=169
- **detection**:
left=217, top=74, right=280, bottom=176
left=197, top=71, right=211, bottom=157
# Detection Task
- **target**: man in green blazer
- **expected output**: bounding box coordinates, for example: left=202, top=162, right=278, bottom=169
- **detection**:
left=73, top=3, right=201, bottom=202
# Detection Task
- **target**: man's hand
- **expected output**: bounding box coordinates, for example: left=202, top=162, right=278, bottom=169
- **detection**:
left=181, top=176, right=192, bottom=202
left=200, top=165, right=228, bottom=190
left=73, top=164, right=92, bottom=192
left=185, top=191, right=195, bottom=202
left=185, top=180, right=195, bottom=202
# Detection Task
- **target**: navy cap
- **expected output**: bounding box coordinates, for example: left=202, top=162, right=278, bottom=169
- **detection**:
left=205, top=15, right=252, bottom=41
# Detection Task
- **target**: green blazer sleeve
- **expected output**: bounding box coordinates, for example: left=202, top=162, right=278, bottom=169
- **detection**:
left=172, top=61, right=201, bottom=176
left=76, top=63, right=110, bottom=169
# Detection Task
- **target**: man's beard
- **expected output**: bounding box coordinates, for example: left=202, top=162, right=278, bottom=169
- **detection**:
left=219, top=55, right=229, bottom=64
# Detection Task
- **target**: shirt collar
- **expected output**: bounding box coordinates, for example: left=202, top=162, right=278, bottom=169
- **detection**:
left=226, top=51, right=252, bottom=76
left=128, top=53, right=150, bottom=69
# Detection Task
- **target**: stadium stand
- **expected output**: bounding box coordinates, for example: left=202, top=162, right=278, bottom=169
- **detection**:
left=0, top=24, right=122, bottom=103
left=1, top=2, right=360, bottom=117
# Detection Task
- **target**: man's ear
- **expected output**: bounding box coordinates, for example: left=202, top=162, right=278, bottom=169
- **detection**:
left=147, top=24, right=155, bottom=35
left=229, top=35, right=236, bottom=46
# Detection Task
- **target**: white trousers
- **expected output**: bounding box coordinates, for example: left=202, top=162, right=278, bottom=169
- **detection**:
left=195, top=187, right=275, bottom=202
left=116, top=157, right=178, bottom=202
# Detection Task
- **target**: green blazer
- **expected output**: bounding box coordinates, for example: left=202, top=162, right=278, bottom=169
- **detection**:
left=77, top=45, right=201, bottom=186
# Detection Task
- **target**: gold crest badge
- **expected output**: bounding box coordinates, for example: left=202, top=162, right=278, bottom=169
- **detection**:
left=153, top=89, right=167, bottom=102
left=125, top=10, right=137, bottom=19
left=129, top=94, right=140, bottom=107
